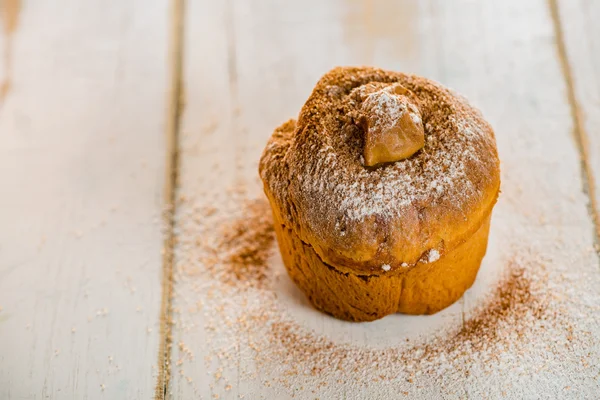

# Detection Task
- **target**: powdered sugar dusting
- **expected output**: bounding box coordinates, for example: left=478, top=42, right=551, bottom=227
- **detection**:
left=297, top=110, right=489, bottom=222
left=361, top=86, right=409, bottom=133
left=171, top=192, right=600, bottom=399
left=260, top=68, right=500, bottom=271
left=381, top=264, right=391, bottom=271
left=428, top=249, right=440, bottom=263
left=409, top=103, right=422, bottom=125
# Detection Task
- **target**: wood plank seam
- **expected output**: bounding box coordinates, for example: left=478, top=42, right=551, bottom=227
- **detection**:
left=548, top=0, right=600, bottom=250
left=155, top=0, right=186, bottom=398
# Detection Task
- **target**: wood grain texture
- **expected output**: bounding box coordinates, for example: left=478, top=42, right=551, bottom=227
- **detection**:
left=0, top=1, right=169, bottom=398
left=167, top=0, right=600, bottom=398
left=553, top=0, right=600, bottom=240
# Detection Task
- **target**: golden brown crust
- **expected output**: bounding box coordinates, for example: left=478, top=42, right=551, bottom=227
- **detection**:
left=271, top=197, right=492, bottom=321
left=259, top=67, right=500, bottom=275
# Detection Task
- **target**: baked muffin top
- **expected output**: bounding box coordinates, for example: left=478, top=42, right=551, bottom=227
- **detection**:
left=259, top=67, right=500, bottom=274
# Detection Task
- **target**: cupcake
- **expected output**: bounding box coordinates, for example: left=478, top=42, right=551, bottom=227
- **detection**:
left=259, top=67, right=500, bottom=322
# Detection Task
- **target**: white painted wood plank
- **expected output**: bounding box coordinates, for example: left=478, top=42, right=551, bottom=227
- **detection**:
left=439, top=2, right=600, bottom=397
left=554, top=0, right=600, bottom=237
left=170, top=0, right=600, bottom=398
left=0, top=1, right=169, bottom=398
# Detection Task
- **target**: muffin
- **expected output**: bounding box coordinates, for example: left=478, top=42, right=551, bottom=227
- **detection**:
left=259, top=67, right=500, bottom=322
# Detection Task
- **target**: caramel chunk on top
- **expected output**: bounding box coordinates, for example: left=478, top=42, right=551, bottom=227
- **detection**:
left=358, top=84, right=425, bottom=167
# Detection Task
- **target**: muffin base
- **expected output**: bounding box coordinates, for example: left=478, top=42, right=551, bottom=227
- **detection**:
left=272, top=211, right=492, bottom=322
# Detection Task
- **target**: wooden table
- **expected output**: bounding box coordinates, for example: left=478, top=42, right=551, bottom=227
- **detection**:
left=1, top=0, right=599, bottom=398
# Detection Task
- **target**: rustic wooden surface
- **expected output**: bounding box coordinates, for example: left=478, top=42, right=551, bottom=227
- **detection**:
left=0, top=0, right=169, bottom=399
left=1, top=0, right=599, bottom=399
left=167, top=0, right=600, bottom=398
left=553, top=0, right=600, bottom=239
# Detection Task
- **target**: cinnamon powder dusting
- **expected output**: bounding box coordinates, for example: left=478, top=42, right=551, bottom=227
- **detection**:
left=183, top=198, right=275, bottom=289
left=454, top=264, right=545, bottom=346
left=218, top=199, right=275, bottom=287
left=260, top=257, right=551, bottom=380
left=259, top=67, right=501, bottom=274
left=173, top=193, right=598, bottom=398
